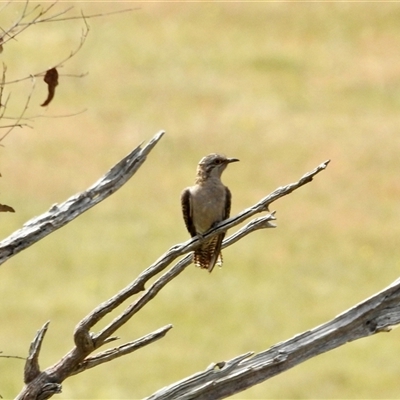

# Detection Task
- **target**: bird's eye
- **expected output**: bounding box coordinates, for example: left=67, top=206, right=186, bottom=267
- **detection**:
left=214, top=159, right=222, bottom=165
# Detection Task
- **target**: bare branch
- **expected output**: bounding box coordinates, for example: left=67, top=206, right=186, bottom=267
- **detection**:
left=75, top=161, right=329, bottom=348
left=0, top=352, right=26, bottom=361
left=13, top=149, right=329, bottom=399
left=71, top=325, right=173, bottom=376
left=146, top=278, right=400, bottom=400
left=18, top=6, right=135, bottom=26
left=3, top=22, right=90, bottom=86
left=0, top=75, right=35, bottom=143
left=0, top=63, right=6, bottom=111
left=91, top=213, right=277, bottom=347
left=24, top=322, right=50, bottom=384
left=2, top=108, right=88, bottom=121
left=0, top=131, right=166, bottom=266
left=0, top=3, right=114, bottom=141
left=1, top=2, right=58, bottom=46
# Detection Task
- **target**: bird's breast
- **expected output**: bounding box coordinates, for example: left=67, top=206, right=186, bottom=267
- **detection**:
left=190, top=183, right=227, bottom=234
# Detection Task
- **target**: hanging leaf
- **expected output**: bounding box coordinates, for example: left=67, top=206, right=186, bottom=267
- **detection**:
left=0, top=204, right=14, bottom=212
left=41, top=68, right=59, bottom=107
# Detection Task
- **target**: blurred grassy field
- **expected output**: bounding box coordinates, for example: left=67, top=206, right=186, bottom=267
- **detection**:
left=1, top=2, right=400, bottom=399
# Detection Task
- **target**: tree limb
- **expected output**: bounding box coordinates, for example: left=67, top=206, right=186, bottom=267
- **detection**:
left=145, top=278, right=400, bottom=400
left=0, top=130, right=165, bottom=266
left=71, top=324, right=173, bottom=376
left=14, top=149, right=329, bottom=399
left=76, top=160, right=329, bottom=348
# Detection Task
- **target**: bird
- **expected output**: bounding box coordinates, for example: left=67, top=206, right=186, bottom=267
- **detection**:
left=181, top=153, right=239, bottom=272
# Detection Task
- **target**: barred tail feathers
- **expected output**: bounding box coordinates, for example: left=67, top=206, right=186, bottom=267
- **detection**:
left=193, top=234, right=224, bottom=272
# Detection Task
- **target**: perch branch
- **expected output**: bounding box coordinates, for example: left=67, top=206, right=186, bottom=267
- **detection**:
left=146, top=277, right=400, bottom=400
left=0, top=130, right=165, bottom=266
left=76, top=160, right=329, bottom=348
left=15, top=153, right=329, bottom=399
left=92, top=214, right=277, bottom=346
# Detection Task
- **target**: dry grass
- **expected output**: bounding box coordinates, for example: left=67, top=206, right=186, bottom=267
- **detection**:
left=1, top=2, right=400, bottom=399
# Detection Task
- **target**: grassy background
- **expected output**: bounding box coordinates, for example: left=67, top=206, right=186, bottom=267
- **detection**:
left=1, top=2, right=400, bottom=399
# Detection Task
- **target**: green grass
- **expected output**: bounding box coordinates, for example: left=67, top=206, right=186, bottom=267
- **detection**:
left=1, top=2, right=400, bottom=399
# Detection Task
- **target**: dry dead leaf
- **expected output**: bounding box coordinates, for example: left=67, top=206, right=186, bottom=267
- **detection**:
left=41, top=67, right=59, bottom=107
left=0, top=204, right=14, bottom=212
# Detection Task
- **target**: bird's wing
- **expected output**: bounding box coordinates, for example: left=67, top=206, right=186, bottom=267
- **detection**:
left=207, top=186, right=232, bottom=272
left=181, top=188, right=197, bottom=237
left=224, top=186, right=232, bottom=219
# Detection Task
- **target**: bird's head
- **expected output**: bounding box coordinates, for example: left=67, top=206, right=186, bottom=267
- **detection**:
left=196, top=153, right=239, bottom=180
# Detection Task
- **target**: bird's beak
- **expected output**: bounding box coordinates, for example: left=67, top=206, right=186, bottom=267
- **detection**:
left=226, top=158, right=240, bottom=163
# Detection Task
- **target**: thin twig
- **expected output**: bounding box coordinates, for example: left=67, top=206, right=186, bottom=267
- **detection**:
left=1, top=108, right=87, bottom=121
left=1, top=2, right=133, bottom=46
left=3, top=22, right=90, bottom=86
left=0, top=351, right=26, bottom=361
left=2, top=2, right=58, bottom=45
left=19, top=7, right=135, bottom=25
left=0, top=75, right=35, bottom=143
left=0, top=64, right=6, bottom=111
left=0, top=123, right=31, bottom=129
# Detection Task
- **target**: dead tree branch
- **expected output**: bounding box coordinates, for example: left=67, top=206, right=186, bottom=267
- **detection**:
left=12, top=138, right=329, bottom=399
left=146, top=277, right=400, bottom=400
left=70, top=324, right=173, bottom=376
left=75, top=159, right=329, bottom=349
left=24, top=322, right=50, bottom=384
left=0, top=130, right=165, bottom=266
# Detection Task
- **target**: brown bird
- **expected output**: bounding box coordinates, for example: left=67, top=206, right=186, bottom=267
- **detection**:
left=181, top=153, right=239, bottom=272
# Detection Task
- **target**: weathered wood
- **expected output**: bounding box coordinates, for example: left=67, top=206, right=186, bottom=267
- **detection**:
left=14, top=152, right=330, bottom=399
left=146, top=278, right=400, bottom=400
left=76, top=160, right=331, bottom=347
left=24, top=322, right=50, bottom=384
left=0, top=130, right=165, bottom=267
left=71, top=325, right=173, bottom=376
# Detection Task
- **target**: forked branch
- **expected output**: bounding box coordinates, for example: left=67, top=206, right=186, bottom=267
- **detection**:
left=12, top=133, right=329, bottom=399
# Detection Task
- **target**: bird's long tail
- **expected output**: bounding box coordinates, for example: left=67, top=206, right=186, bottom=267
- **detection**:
left=193, top=233, right=225, bottom=272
